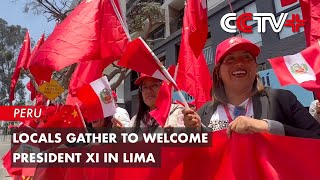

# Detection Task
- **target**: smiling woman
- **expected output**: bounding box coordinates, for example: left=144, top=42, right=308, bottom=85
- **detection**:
left=182, top=37, right=320, bottom=139
left=127, top=73, right=184, bottom=136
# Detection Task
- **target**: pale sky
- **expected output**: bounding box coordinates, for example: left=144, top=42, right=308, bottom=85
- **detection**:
left=0, top=0, right=55, bottom=102
left=0, top=0, right=55, bottom=40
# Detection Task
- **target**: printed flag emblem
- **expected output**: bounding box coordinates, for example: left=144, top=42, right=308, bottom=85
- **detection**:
left=100, top=88, right=113, bottom=104
left=290, top=63, right=308, bottom=74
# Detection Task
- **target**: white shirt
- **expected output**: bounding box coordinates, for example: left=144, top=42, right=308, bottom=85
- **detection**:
left=113, top=107, right=131, bottom=127
left=309, top=100, right=320, bottom=124
left=208, top=98, right=254, bottom=132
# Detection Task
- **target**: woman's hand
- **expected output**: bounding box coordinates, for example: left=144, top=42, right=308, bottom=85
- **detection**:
left=182, top=108, right=201, bottom=131
left=111, top=118, right=124, bottom=132
left=227, top=116, right=269, bottom=138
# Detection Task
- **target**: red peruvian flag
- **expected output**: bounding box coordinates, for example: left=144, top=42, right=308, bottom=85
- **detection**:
left=68, top=60, right=110, bottom=95
left=176, top=1, right=212, bottom=109
left=77, top=76, right=116, bottom=122
left=149, top=81, right=172, bottom=127
left=269, top=41, right=320, bottom=97
left=29, top=0, right=128, bottom=81
left=10, top=31, right=31, bottom=102
left=118, top=37, right=177, bottom=87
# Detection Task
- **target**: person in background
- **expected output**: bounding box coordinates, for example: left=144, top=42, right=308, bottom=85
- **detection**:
left=129, top=74, right=184, bottom=135
left=309, top=99, right=320, bottom=124
left=110, top=91, right=131, bottom=130
left=183, top=37, right=320, bottom=139
left=90, top=117, right=113, bottom=133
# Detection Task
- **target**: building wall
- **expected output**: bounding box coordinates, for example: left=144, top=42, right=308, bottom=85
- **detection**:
left=124, top=0, right=307, bottom=116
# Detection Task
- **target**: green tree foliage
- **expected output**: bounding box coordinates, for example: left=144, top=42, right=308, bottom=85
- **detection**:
left=0, top=18, right=28, bottom=105
left=127, top=1, right=164, bottom=39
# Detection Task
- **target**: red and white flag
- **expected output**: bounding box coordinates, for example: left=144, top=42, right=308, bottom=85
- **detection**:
left=77, top=76, right=116, bottom=122
left=269, top=41, right=320, bottom=95
left=118, top=37, right=176, bottom=87
left=68, top=60, right=110, bottom=95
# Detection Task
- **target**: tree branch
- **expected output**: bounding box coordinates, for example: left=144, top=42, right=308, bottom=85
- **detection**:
left=106, top=68, right=122, bottom=80
left=112, top=62, right=122, bottom=69
left=60, top=63, right=77, bottom=89
left=146, top=38, right=166, bottom=43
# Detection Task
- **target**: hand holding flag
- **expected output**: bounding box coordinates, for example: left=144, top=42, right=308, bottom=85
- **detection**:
left=118, top=37, right=189, bottom=107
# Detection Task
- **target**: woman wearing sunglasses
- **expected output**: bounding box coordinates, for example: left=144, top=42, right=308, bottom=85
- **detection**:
left=183, top=37, right=320, bottom=138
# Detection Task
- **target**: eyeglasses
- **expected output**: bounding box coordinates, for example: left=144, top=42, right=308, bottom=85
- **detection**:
left=140, top=82, right=162, bottom=92
left=223, top=55, right=255, bottom=65
left=233, top=106, right=246, bottom=118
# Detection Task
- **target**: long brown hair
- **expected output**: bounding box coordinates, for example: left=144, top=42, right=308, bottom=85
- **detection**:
left=133, top=90, right=150, bottom=133
left=212, top=62, right=265, bottom=104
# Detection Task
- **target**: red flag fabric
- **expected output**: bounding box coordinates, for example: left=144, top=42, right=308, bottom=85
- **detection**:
left=269, top=41, right=320, bottom=97
left=10, top=31, right=31, bottom=102
left=300, top=0, right=320, bottom=46
left=69, top=60, right=110, bottom=95
left=1, top=146, right=21, bottom=176
left=77, top=76, right=116, bottom=122
left=100, top=0, right=128, bottom=60
left=174, top=131, right=320, bottom=179
left=280, top=0, right=298, bottom=6
left=26, top=33, right=45, bottom=100
left=149, top=81, right=172, bottom=127
left=29, top=0, right=128, bottom=81
left=188, top=0, right=208, bottom=58
left=176, top=1, right=212, bottom=110
left=176, top=4, right=212, bottom=109
left=26, top=33, right=45, bottom=68
left=30, top=131, right=320, bottom=180
left=65, top=93, right=82, bottom=106
left=42, top=105, right=84, bottom=128
left=26, top=81, right=37, bottom=100
left=35, top=93, right=47, bottom=106
left=118, top=37, right=176, bottom=86
left=167, top=65, right=176, bottom=78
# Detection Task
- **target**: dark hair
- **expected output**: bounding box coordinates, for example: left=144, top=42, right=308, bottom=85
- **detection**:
left=212, top=61, right=265, bottom=104
left=133, top=90, right=150, bottom=133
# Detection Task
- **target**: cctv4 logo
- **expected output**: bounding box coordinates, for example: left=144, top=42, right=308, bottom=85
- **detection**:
left=221, top=13, right=306, bottom=33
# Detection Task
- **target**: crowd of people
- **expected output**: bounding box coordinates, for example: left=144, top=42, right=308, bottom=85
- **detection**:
left=92, top=37, right=320, bottom=139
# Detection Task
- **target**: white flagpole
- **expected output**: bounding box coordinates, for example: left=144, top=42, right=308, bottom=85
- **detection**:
left=111, top=0, right=132, bottom=41
left=75, top=102, right=88, bottom=133
left=171, top=63, right=179, bottom=102
left=139, top=37, right=190, bottom=108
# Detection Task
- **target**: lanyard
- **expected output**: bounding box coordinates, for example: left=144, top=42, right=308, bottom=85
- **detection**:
left=223, top=99, right=251, bottom=123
